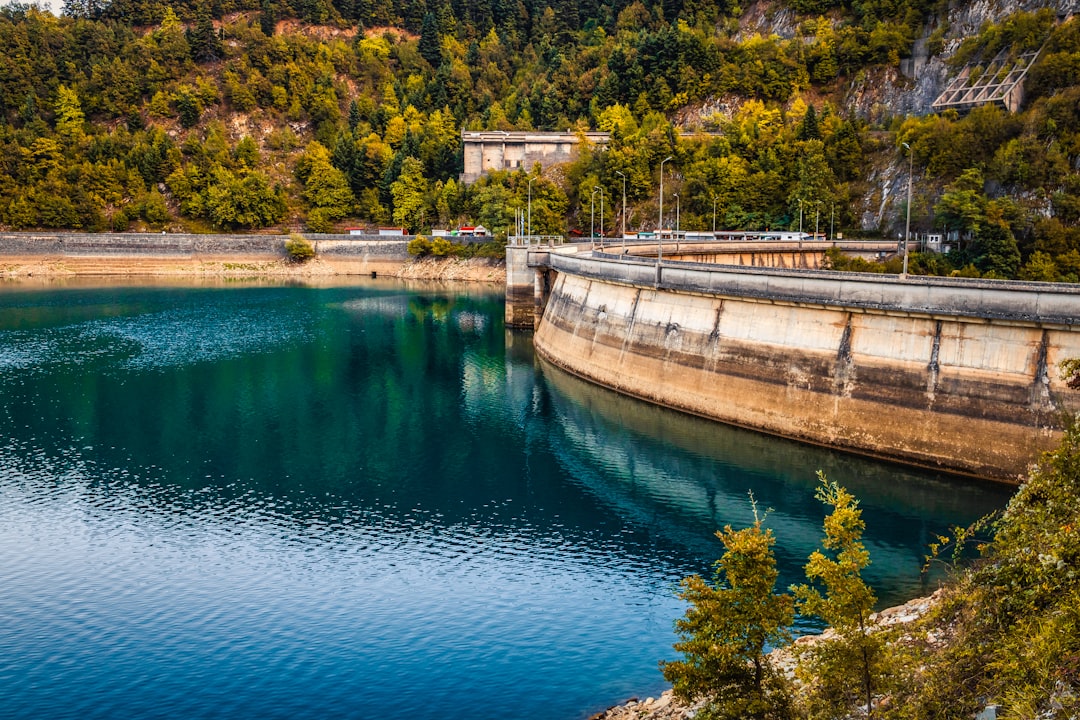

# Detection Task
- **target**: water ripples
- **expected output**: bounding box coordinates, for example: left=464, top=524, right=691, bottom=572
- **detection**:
left=0, top=283, right=1012, bottom=720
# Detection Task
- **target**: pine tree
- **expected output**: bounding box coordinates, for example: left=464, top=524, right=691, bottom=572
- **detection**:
left=662, top=495, right=794, bottom=720
left=419, top=11, right=442, bottom=67
left=187, top=3, right=223, bottom=64
left=792, top=473, right=881, bottom=720
left=259, top=0, right=276, bottom=37
left=390, top=156, right=429, bottom=232
left=54, top=85, right=85, bottom=142
left=797, top=104, right=820, bottom=141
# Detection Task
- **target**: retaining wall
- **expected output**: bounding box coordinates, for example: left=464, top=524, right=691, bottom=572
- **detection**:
left=532, top=253, right=1080, bottom=482
left=0, top=232, right=411, bottom=274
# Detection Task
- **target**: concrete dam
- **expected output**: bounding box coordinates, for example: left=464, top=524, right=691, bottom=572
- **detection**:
left=507, top=242, right=1080, bottom=483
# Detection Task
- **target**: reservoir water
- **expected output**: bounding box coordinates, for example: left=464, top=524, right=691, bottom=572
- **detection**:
left=0, top=280, right=1013, bottom=719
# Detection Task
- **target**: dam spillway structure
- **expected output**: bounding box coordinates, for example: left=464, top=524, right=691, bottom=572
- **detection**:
left=507, top=239, right=1080, bottom=483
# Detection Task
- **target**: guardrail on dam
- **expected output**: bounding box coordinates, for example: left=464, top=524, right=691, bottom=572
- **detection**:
left=510, top=246, right=1080, bottom=482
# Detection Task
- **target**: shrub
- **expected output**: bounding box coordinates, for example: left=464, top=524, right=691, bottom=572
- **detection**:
left=285, top=234, right=315, bottom=262
left=407, top=236, right=433, bottom=256
left=431, top=237, right=454, bottom=256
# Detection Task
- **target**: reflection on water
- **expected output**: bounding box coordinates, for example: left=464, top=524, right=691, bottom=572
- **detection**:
left=0, top=281, right=1014, bottom=720
left=537, top=361, right=1010, bottom=608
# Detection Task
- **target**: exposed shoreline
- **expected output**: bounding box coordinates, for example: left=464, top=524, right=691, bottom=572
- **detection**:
left=589, top=592, right=941, bottom=719
left=0, top=254, right=506, bottom=285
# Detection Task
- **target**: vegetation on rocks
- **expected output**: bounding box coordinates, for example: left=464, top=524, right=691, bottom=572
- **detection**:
left=664, top=407, right=1080, bottom=720
left=284, top=232, right=314, bottom=260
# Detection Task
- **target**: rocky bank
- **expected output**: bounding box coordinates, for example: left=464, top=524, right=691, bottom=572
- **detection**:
left=589, top=592, right=942, bottom=720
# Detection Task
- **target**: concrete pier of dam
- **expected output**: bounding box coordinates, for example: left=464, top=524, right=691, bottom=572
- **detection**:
left=509, top=244, right=1080, bottom=482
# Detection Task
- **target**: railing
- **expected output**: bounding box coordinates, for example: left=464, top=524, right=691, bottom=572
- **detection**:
left=548, top=250, right=1080, bottom=326
left=508, top=235, right=572, bottom=246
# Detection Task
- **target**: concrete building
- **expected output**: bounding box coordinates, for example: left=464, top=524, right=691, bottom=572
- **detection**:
left=460, top=130, right=610, bottom=183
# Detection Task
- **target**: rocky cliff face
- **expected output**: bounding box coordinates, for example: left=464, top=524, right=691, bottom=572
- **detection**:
left=854, top=0, right=1079, bottom=119
left=723, top=0, right=1078, bottom=122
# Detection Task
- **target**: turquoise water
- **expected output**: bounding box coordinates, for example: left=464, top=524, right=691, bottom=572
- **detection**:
left=0, top=280, right=1012, bottom=719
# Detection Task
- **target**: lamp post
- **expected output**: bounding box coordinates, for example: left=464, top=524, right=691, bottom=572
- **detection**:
left=902, top=142, right=913, bottom=278
left=595, top=185, right=604, bottom=241
left=527, top=175, right=536, bottom=241
left=659, top=156, right=673, bottom=265
left=615, top=170, right=626, bottom=251
left=590, top=186, right=598, bottom=246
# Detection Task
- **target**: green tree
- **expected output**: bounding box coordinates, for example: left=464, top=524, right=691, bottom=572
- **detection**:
left=304, top=157, right=355, bottom=219
left=419, top=12, right=442, bottom=67
left=792, top=473, right=881, bottom=720
left=935, top=168, right=988, bottom=236
left=390, top=156, right=428, bottom=232
left=187, top=2, right=223, bottom=64
left=976, top=221, right=1022, bottom=279
left=54, top=85, right=85, bottom=143
left=661, top=496, right=794, bottom=720
left=1018, top=251, right=1060, bottom=281
left=204, top=167, right=285, bottom=229
left=259, top=0, right=276, bottom=37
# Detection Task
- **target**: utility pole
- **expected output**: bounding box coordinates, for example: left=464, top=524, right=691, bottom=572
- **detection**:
left=902, top=142, right=913, bottom=278
left=590, top=186, right=598, bottom=246
left=615, top=170, right=626, bottom=251
left=528, top=175, right=536, bottom=241
left=659, top=156, right=673, bottom=266
left=597, top=185, right=604, bottom=240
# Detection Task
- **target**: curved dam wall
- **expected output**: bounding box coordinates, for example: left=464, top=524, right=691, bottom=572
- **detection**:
left=532, top=253, right=1080, bottom=483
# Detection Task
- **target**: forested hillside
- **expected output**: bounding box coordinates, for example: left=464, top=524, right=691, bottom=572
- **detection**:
left=1, top=0, right=1079, bottom=279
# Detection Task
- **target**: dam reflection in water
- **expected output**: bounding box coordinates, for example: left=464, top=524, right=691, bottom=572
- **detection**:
left=534, top=356, right=1009, bottom=608
left=0, top=281, right=1012, bottom=720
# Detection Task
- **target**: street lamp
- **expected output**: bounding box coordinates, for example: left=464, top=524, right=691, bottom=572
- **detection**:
left=590, top=186, right=598, bottom=245
left=527, top=175, right=536, bottom=241
left=595, top=185, right=604, bottom=241
left=902, top=142, right=913, bottom=278
left=615, top=170, right=627, bottom=251
left=659, top=156, right=673, bottom=265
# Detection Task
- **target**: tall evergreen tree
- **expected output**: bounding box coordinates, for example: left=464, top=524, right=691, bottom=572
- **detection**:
left=797, top=104, right=821, bottom=141
left=54, top=85, right=85, bottom=142
left=187, top=3, right=223, bottom=64
left=419, top=11, right=442, bottom=67
left=662, top=496, right=794, bottom=720
left=259, top=0, right=276, bottom=37
left=792, top=473, right=881, bottom=720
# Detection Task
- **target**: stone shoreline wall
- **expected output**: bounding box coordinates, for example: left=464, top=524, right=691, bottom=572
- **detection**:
left=532, top=254, right=1080, bottom=482
left=0, top=231, right=410, bottom=258
left=0, top=232, right=506, bottom=283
